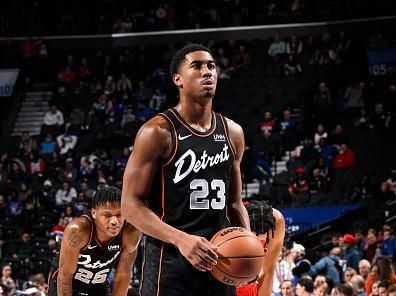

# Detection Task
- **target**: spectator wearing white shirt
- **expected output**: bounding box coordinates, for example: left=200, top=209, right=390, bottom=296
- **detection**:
left=41, top=105, right=64, bottom=137
left=55, top=181, right=77, bottom=207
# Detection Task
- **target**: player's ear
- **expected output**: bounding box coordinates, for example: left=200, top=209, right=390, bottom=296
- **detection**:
left=173, top=73, right=182, bottom=88
left=91, top=208, right=96, bottom=219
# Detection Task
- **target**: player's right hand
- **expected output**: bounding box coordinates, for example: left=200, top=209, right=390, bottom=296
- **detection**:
left=176, top=234, right=218, bottom=272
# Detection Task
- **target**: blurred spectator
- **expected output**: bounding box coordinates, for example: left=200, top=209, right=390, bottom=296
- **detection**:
left=1, top=265, right=16, bottom=296
left=332, top=284, right=354, bottom=296
left=73, top=192, right=89, bottom=215
left=40, top=134, right=57, bottom=157
left=358, top=259, right=371, bottom=281
left=344, top=82, right=366, bottom=117
left=27, top=152, right=45, bottom=176
left=289, top=167, right=310, bottom=204
left=296, top=277, right=314, bottom=296
left=350, top=274, right=367, bottom=296
left=42, top=105, right=64, bottom=137
left=299, top=138, right=318, bottom=164
left=377, top=280, right=391, bottom=296
left=329, top=124, right=349, bottom=148
left=56, top=130, right=78, bottom=156
left=273, top=251, right=294, bottom=295
left=55, top=181, right=77, bottom=207
left=79, top=180, right=96, bottom=200
left=308, top=247, right=342, bottom=286
left=388, top=285, right=396, bottom=296
left=384, top=169, right=396, bottom=195
left=252, top=152, right=272, bottom=184
left=133, top=81, right=152, bottom=103
left=286, top=35, right=303, bottom=56
left=268, top=33, right=286, bottom=60
left=116, top=73, right=132, bottom=92
left=314, top=123, right=328, bottom=149
left=380, top=229, right=395, bottom=259
left=343, top=267, right=357, bottom=284
left=318, top=138, right=336, bottom=169
left=364, top=230, right=380, bottom=263
left=149, top=89, right=166, bottom=111
left=104, top=76, right=116, bottom=96
left=369, top=281, right=380, bottom=296
left=121, top=105, right=136, bottom=128
left=67, top=106, right=85, bottom=134
left=50, top=216, right=67, bottom=243
left=369, top=103, right=391, bottom=130
left=333, top=144, right=356, bottom=169
left=313, top=281, right=329, bottom=296
left=341, top=234, right=361, bottom=271
left=18, top=131, right=38, bottom=159
left=284, top=54, right=302, bottom=76
left=5, top=190, right=24, bottom=216
left=309, top=167, right=329, bottom=196
left=57, top=158, right=78, bottom=185
left=313, top=82, right=333, bottom=127
left=365, top=256, right=396, bottom=294
left=280, top=280, right=295, bottom=296
left=259, top=112, right=276, bottom=138
left=291, top=243, right=311, bottom=278
left=11, top=232, right=33, bottom=259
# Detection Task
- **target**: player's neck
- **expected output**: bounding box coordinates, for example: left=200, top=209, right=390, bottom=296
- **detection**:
left=95, top=227, right=114, bottom=245
left=175, top=100, right=213, bottom=132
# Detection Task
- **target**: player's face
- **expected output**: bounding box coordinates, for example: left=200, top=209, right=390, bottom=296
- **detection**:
left=92, top=203, right=124, bottom=238
left=173, top=50, right=217, bottom=99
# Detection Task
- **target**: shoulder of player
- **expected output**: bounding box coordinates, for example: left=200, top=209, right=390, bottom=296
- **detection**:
left=223, top=116, right=244, bottom=154
left=272, top=208, right=286, bottom=230
left=63, top=217, right=91, bottom=247
left=135, top=115, right=171, bottom=146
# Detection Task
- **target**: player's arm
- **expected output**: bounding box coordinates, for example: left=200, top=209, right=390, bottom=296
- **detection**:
left=257, top=209, right=285, bottom=296
left=57, top=218, right=90, bottom=296
left=121, top=117, right=217, bottom=272
left=112, top=223, right=141, bottom=296
left=226, top=118, right=251, bottom=230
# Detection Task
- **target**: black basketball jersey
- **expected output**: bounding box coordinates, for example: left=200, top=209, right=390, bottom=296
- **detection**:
left=50, top=214, right=123, bottom=295
left=149, top=108, right=235, bottom=240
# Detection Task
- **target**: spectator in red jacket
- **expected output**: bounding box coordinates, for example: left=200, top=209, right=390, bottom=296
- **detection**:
left=333, top=144, right=356, bottom=169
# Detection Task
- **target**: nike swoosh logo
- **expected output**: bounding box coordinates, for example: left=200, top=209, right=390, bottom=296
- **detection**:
left=87, top=245, right=97, bottom=250
left=178, top=134, right=192, bottom=141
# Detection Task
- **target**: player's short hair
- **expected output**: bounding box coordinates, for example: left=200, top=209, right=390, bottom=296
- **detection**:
left=246, top=200, right=276, bottom=240
left=92, top=187, right=121, bottom=208
left=170, top=43, right=213, bottom=76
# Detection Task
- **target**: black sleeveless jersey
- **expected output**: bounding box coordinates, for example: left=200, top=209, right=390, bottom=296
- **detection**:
left=149, top=108, right=236, bottom=240
left=50, top=214, right=123, bottom=295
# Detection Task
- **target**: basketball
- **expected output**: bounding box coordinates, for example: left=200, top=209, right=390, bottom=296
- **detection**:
left=210, top=227, right=267, bottom=286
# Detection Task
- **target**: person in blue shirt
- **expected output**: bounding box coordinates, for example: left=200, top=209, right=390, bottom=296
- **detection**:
left=308, top=247, right=342, bottom=286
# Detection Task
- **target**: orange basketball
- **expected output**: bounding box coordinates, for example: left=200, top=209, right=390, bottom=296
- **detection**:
left=210, top=227, right=266, bottom=286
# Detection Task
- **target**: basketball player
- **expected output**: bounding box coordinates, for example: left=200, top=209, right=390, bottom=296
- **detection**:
left=237, top=200, right=285, bottom=296
left=48, top=187, right=141, bottom=296
left=121, top=43, right=250, bottom=295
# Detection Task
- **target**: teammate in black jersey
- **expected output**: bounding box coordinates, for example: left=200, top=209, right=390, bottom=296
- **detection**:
left=121, top=44, right=250, bottom=295
left=48, top=187, right=140, bottom=296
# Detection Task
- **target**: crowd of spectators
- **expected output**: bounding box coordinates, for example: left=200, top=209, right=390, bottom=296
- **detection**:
left=270, top=226, right=396, bottom=296
left=0, top=12, right=396, bottom=296
left=1, top=0, right=396, bottom=37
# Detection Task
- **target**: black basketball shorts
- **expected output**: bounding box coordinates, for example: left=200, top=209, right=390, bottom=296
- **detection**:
left=140, top=236, right=236, bottom=296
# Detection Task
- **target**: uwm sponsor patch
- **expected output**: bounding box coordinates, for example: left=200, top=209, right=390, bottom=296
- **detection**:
left=213, top=134, right=226, bottom=142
